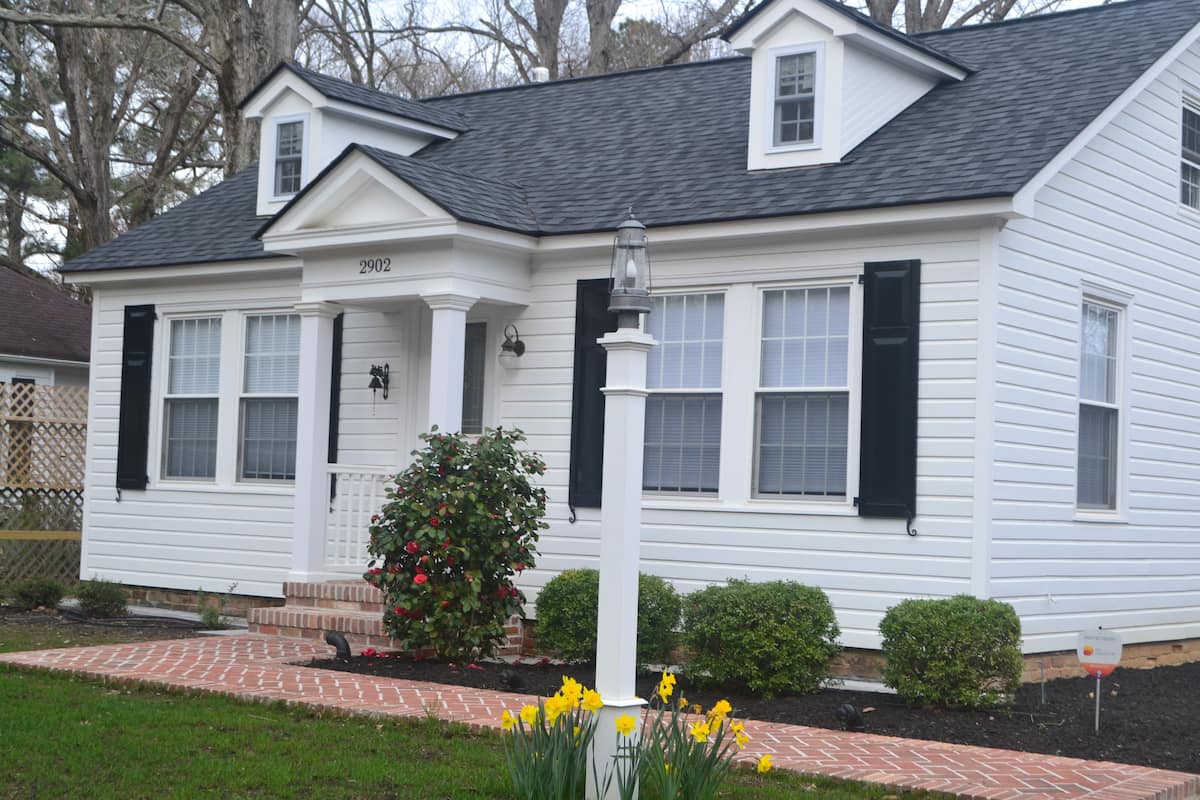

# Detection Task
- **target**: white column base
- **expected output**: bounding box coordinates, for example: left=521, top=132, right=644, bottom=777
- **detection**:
left=587, top=697, right=647, bottom=800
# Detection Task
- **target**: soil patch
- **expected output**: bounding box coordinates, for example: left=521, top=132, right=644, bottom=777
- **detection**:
left=0, top=606, right=201, bottom=653
left=309, top=653, right=1200, bottom=774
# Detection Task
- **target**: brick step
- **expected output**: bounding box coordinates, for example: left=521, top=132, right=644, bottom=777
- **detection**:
left=282, top=580, right=383, bottom=604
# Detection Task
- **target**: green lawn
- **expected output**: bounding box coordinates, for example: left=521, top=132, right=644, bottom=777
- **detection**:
left=0, top=617, right=945, bottom=799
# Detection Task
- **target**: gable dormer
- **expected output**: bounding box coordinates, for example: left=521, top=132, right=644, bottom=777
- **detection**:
left=240, top=62, right=467, bottom=216
left=724, top=0, right=968, bottom=171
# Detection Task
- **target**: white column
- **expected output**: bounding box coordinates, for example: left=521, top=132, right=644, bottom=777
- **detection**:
left=288, top=301, right=340, bottom=582
left=422, top=292, right=476, bottom=434
left=588, top=328, right=656, bottom=800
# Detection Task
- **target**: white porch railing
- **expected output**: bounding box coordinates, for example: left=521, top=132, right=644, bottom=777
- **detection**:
left=325, top=465, right=394, bottom=571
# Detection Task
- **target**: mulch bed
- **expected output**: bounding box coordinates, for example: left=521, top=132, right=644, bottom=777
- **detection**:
left=309, top=652, right=1200, bottom=774
left=0, top=606, right=203, bottom=648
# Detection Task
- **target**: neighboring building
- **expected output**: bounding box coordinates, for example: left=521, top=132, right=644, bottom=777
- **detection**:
left=60, top=0, right=1200, bottom=656
left=0, top=266, right=91, bottom=387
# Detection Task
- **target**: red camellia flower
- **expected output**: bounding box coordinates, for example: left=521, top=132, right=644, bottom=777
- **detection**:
left=430, top=517, right=440, bottom=527
left=438, top=503, right=448, bottom=513
left=405, top=541, right=419, bottom=554
left=441, top=600, right=451, bottom=609
left=515, top=563, right=525, bottom=572
left=362, top=648, right=377, bottom=657
left=392, top=606, right=404, bottom=616
left=371, top=514, right=380, bottom=523
left=414, top=573, right=428, bottom=585
left=419, top=555, right=429, bottom=565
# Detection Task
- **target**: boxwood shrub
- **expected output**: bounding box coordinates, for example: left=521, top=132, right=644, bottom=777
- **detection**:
left=75, top=579, right=128, bottom=618
left=11, top=578, right=65, bottom=611
left=879, top=595, right=1023, bottom=709
left=682, top=580, right=840, bottom=698
left=534, top=569, right=681, bottom=666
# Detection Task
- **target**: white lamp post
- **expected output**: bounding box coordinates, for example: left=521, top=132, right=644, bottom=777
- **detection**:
left=587, top=213, right=656, bottom=800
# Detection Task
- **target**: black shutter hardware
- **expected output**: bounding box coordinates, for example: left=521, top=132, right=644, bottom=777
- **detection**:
left=115, top=304, right=157, bottom=492
left=857, top=260, right=920, bottom=521
left=567, top=278, right=618, bottom=517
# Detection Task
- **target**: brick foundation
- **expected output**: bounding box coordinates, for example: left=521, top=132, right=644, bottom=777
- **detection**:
left=1022, top=638, right=1200, bottom=682
left=123, top=586, right=284, bottom=618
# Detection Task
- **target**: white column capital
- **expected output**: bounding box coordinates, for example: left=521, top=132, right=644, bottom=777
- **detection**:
left=421, top=292, right=478, bottom=313
left=598, top=329, right=656, bottom=352
left=293, top=300, right=341, bottom=319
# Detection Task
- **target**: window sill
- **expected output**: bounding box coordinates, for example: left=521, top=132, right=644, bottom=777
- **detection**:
left=1073, top=510, right=1127, bottom=524
left=150, top=481, right=295, bottom=496
left=1177, top=203, right=1200, bottom=223
left=641, top=497, right=856, bottom=516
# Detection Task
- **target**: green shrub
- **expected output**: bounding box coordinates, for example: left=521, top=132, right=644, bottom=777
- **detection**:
left=75, top=579, right=128, bottom=618
left=533, top=569, right=682, bottom=666
left=365, top=428, right=547, bottom=661
left=11, top=578, right=65, bottom=611
left=682, top=580, right=840, bottom=698
left=879, top=595, right=1023, bottom=709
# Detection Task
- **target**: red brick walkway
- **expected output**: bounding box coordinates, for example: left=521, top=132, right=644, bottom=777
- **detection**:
left=1, top=635, right=1196, bottom=800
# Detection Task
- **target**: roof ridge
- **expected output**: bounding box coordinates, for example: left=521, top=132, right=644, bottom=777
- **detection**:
left=420, top=56, right=749, bottom=103
left=915, top=0, right=1187, bottom=37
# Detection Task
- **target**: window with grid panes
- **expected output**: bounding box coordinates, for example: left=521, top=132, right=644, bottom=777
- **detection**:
left=461, top=322, right=487, bottom=435
left=755, top=286, right=850, bottom=497
left=773, top=52, right=816, bottom=146
left=1183, top=103, right=1200, bottom=210
left=643, top=293, right=724, bottom=493
left=274, top=120, right=303, bottom=196
left=163, top=318, right=221, bottom=479
left=240, top=314, right=300, bottom=481
left=1077, top=301, right=1120, bottom=509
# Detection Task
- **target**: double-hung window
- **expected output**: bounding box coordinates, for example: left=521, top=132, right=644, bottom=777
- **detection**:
left=755, top=286, right=850, bottom=497
left=163, top=318, right=221, bottom=480
left=643, top=293, right=724, bottom=493
left=240, top=314, right=300, bottom=481
left=1182, top=101, right=1200, bottom=210
left=274, top=120, right=304, bottom=197
left=1077, top=301, right=1121, bottom=510
left=773, top=51, right=817, bottom=147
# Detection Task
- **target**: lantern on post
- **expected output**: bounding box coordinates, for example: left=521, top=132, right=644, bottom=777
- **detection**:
left=587, top=210, right=656, bottom=800
left=608, top=211, right=652, bottom=328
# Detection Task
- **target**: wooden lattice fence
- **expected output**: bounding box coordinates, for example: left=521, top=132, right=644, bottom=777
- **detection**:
left=0, top=383, right=87, bottom=587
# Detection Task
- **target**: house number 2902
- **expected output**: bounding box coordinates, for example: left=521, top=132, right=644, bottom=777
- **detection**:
left=359, top=257, right=391, bottom=274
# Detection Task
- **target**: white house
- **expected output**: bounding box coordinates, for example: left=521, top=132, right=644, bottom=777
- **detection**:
left=61, top=0, right=1200, bottom=658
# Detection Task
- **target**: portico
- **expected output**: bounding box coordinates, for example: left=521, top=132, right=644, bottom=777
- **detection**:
left=259, top=147, right=537, bottom=582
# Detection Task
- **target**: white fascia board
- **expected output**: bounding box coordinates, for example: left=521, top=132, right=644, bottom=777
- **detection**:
left=535, top=196, right=1022, bottom=254
left=0, top=353, right=90, bottom=369
left=242, top=72, right=326, bottom=119
left=1013, top=17, right=1200, bottom=216
left=841, top=28, right=967, bottom=81
left=263, top=218, right=537, bottom=255
left=323, top=99, right=459, bottom=140
left=60, top=259, right=301, bottom=287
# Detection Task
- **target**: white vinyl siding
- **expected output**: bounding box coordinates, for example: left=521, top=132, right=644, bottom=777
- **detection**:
left=755, top=287, right=850, bottom=497
left=1181, top=102, right=1200, bottom=209
left=993, top=39, right=1200, bottom=652
left=240, top=314, right=300, bottom=482
left=773, top=52, right=817, bottom=146
left=1077, top=301, right=1120, bottom=509
left=643, top=293, right=724, bottom=493
left=163, top=318, right=221, bottom=480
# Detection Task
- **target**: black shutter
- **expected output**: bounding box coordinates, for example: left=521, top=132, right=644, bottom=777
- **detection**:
left=116, top=304, right=156, bottom=490
left=858, top=260, right=920, bottom=519
left=327, top=312, right=344, bottom=465
left=568, top=278, right=618, bottom=510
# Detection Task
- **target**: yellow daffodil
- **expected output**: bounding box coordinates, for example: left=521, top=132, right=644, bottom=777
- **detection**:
left=678, top=696, right=688, bottom=710
left=757, top=754, right=774, bottom=774
left=582, top=689, right=603, bottom=713
left=501, top=709, right=516, bottom=732
left=573, top=725, right=581, bottom=741
left=664, top=763, right=672, bottom=775
left=689, top=720, right=710, bottom=743
left=520, top=704, right=538, bottom=725
left=615, top=714, right=637, bottom=737
left=692, top=704, right=702, bottom=716
left=560, top=676, right=583, bottom=708
left=544, top=694, right=568, bottom=726
left=735, top=730, right=750, bottom=749
left=709, top=699, right=732, bottom=723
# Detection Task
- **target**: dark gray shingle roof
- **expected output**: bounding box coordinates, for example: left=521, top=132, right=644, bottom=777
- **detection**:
left=62, top=0, right=1200, bottom=272
left=0, top=267, right=92, bottom=362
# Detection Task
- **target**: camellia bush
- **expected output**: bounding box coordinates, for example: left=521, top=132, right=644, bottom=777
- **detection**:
left=364, top=428, right=547, bottom=661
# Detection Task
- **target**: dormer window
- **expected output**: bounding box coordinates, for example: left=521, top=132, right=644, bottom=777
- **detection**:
left=274, top=120, right=304, bottom=197
left=773, top=50, right=818, bottom=147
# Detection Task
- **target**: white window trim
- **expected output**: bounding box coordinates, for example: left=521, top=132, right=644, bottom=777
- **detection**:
left=765, top=43, right=825, bottom=154
left=271, top=114, right=309, bottom=201
left=150, top=307, right=301, bottom=494
left=1074, top=284, right=1132, bottom=522
left=237, top=313, right=301, bottom=484
left=641, top=289, right=726, bottom=497
left=158, top=314, right=223, bottom=484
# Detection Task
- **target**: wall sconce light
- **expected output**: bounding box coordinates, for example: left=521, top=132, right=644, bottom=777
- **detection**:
left=368, top=363, right=390, bottom=400
left=499, top=324, right=525, bottom=366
